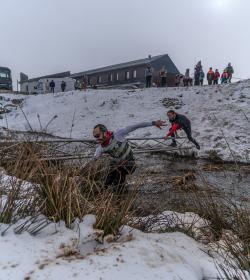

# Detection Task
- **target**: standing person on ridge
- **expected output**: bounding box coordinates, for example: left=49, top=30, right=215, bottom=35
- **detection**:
left=225, top=63, right=234, bottom=83
left=207, top=67, right=215, bottom=85
left=164, top=110, right=200, bottom=150
left=49, top=80, right=55, bottom=93
left=213, top=69, right=220, bottom=85
left=199, top=67, right=205, bottom=85
left=145, top=64, right=153, bottom=88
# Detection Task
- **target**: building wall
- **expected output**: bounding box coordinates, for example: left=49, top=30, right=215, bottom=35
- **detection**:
left=73, top=55, right=180, bottom=88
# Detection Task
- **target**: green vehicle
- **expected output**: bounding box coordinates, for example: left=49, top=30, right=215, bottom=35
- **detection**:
left=0, top=67, right=12, bottom=90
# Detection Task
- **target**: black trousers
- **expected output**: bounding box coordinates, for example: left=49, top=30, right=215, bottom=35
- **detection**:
left=213, top=80, right=218, bottom=85
left=146, top=76, right=152, bottom=88
left=171, top=123, right=199, bottom=147
left=105, top=161, right=136, bottom=192
left=161, top=77, right=167, bottom=87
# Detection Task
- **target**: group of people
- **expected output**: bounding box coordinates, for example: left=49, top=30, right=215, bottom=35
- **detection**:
left=93, top=110, right=199, bottom=192
left=145, top=65, right=168, bottom=88
left=184, top=61, right=234, bottom=87
left=45, top=80, right=67, bottom=93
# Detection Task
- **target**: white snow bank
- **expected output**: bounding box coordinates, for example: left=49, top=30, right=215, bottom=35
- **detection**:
left=0, top=80, right=249, bottom=162
left=0, top=214, right=222, bottom=280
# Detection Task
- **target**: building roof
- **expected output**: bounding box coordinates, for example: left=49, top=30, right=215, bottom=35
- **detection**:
left=70, top=54, right=167, bottom=78
left=20, top=71, right=71, bottom=84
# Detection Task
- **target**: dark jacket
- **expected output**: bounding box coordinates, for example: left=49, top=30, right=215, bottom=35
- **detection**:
left=49, top=81, right=55, bottom=88
left=167, top=113, right=191, bottom=137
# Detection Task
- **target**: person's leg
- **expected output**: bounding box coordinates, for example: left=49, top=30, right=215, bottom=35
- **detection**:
left=184, top=125, right=200, bottom=149
left=149, top=77, right=152, bottom=88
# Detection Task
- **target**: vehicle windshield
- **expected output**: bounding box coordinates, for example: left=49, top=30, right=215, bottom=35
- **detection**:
left=0, top=70, right=11, bottom=79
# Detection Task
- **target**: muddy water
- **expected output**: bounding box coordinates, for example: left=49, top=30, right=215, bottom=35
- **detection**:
left=130, top=153, right=250, bottom=214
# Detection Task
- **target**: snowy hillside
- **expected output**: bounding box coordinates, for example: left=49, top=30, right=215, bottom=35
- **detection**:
left=0, top=80, right=249, bottom=162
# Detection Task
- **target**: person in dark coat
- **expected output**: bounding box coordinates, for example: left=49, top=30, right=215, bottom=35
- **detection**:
left=145, top=65, right=153, bottom=88
left=49, top=80, right=55, bottom=93
left=61, top=80, right=66, bottom=92
left=225, top=63, right=234, bottom=83
left=194, top=61, right=202, bottom=86
left=164, top=110, right=200, bottom=150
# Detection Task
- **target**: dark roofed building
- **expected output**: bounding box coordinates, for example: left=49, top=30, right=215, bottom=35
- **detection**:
left=71, top=54, right=179, bottom=88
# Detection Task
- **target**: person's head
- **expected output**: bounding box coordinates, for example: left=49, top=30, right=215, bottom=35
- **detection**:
left=167, top=110, right=176, bottom=121
left=228, top=62, right=231, bottom=66
left=209, top=67, right=212, bottom=70
left=147, top=64, right=151, bottom=69
left=93, top=124, right=108, bottom=144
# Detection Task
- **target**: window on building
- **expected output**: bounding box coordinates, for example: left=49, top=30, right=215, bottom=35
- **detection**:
left=109, top=73, right=113, bottom=82
left=116, top=73, right=119, bottom=81
left=133, top=70, right=137, bottom=78
left=126, top=71, right=130, bottom=80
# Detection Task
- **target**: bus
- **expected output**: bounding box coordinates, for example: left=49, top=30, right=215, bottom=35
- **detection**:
left=0, top=66, right=12, bottom=90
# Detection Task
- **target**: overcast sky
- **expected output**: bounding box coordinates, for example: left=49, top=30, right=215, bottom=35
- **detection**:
left=1, top=0, right=249, bottom=88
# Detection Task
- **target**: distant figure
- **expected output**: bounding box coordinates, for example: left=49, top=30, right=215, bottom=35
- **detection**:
left=221, top=70, right=229, bottom=84
left=61, top=80, right=66, bottom=92
left=225, top=63, right=234, bottom=83
left=44, top=79, right=50, bottom=93
left=49, top=80, right=55, bottom=93
left=145, top=65, right=153, bottom=88
left=207, top=67, right=215, bottom=85
left=213, top=69, right=220, bottom=85
left=159, top=67, right=167, bottom=87
left=194, top=61, right=202, bottom=86
left=183, top=69, right=193, bottom=87
left=199, top=68, right=205, bottom=85
left=175, top=74, right=180, bottom=87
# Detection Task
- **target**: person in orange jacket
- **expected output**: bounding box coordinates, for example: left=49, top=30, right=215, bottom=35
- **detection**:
left=213, top=69, right=220, bottom=85
left=207, top=67, right=215, bottom=85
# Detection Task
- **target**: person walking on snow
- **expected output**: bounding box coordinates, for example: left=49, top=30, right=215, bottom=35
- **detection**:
left=159, top=67, right=167, bottom=87
left=225, top=63, right=234, bottom=83
left=194, top=61, right=202, bottom=85
left=207, top=67, right=215, bottom=85
left=213, top=69, right=220, bottom=85
left=164, top=110, right=200, bottom=150
left=93, top=120, right=165, bottom=191
left=145, top=65, right=153, bottom=88
left=49, top=80, right=55, bottom=93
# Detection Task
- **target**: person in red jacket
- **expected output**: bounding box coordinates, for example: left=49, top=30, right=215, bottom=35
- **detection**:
left=164, top=110, right=200, bottom=150
left=213, top=69, right=220, bottom=85
left=207, top=67, right=215, bottom=85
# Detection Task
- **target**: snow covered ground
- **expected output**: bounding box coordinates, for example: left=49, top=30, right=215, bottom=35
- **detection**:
left=0, top=80, right=249, bottom=162
left=0, top=214, right=222, bottom=280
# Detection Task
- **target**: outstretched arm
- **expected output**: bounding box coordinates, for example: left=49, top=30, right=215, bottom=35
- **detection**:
left=164, top=123, right=180, bottom=139
left=115, top=120, right=165, bottom=142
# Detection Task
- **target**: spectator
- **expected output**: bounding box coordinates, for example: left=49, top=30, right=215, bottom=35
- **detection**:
left=145, top=65, right=153, bottom=88
left=213, top=69, right=220, bottom=85
left=61, top=80, right=66, bottom=92
left=207, top=67, right=215, bottom=85
left=49, top=80, right=55, bottom=93
left=159, top=67, right=167, bottom=87
left=199, top=68, right=205, bottom=85
left=225, top=63, right=234, bottom=83
left=221, top=70, right=229, bottom=84
left=183, top=69, right=193, bottom=87
left=194, top=61, right=202, bottom=85
left=45, top=79, right=50, bottom=93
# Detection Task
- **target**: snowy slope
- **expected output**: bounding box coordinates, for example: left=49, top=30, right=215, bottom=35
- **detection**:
left=0, top=215, right=221, bottom=280
left=0, top=80, right=249, bottom=162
